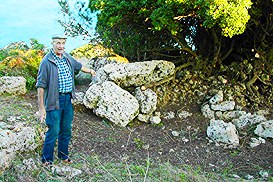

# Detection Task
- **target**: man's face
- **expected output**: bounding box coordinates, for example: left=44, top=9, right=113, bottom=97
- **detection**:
left=52, top=39, right=66, bottom=56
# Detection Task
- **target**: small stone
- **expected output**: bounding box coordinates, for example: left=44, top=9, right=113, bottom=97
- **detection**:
left=169, top=148, right=175, bottom=153
left=171, top=131, right=179, bottom=137
left=259, top=170, right=269, bottom=178
left=140, top=86, right=146, bottom=91
left=245, top=174, right=254, bottom=180
left=150, top=116, right=161, bottom=124
left=181, top=137, right=189, bottom=143
left=232, top=174, right=240, bottom=178
left=164, top=111, right=175, bottom=119
left=249, top=137, right=265, bottom=148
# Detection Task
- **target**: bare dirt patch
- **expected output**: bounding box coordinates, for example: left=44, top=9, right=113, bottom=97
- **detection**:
left=70, top=85, right=273, bottom=178
left=1, top=86, right=272, bottom=179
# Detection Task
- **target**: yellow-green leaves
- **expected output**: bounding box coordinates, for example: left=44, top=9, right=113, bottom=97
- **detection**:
left=200, top=0, right=252, bottom=37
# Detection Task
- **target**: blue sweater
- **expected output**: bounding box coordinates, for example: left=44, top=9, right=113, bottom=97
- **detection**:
left=36, top=51, right=82, bottom=111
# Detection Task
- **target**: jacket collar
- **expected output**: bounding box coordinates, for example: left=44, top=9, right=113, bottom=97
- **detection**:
left=48, top=49, right=68, bottom=64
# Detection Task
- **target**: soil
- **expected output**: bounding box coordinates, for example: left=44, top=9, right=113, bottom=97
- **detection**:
left=2, top=84, right=273, bottom=179
left=73, top=85, right=273, bottom=178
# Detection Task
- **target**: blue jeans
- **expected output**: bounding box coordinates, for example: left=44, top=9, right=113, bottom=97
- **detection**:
left=42, top=93, right=74, bottom=163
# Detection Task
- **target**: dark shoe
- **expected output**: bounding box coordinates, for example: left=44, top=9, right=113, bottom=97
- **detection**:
left=62, top=158, right=73, bottom=164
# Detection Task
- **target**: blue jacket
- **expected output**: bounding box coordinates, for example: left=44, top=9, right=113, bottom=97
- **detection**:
left=36, top=51, right=82, bottom=111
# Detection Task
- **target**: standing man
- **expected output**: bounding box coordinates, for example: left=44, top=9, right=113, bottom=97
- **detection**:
left=36, top=34, right=96, bottom=166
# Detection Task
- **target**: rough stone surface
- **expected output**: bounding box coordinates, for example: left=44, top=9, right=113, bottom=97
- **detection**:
left=216, top=110, right=247, bottom=121
left=0, top=76, right=26, bottom=95
left=209, top=91, right=224, bottom=104
left=201, top=104, right=215, bottom=119
left=95, top=60, right=175, bottom=87
left=210, top=101, right=236, bottom=111
left=254, top=120, right=273, bottom=138
left=207, top=119, right=239, bottom=146
left=83, top=81, right=139, bottom=127
left=150, top=116, right=161, bottom=124
left=137, top=114, right=151, bottom=123
left=0, top=122, right=37, bottom=170
left=135, top=87, right=157, bottom=114
left=232, top=114, right=267, bottom=129
left=163, top=111, right=176, bottom=119
left=72, top=92, right=85, bottom=105
left=177, top=110, right=192, bottom=119
left=249, top=137, right=265, bottom=148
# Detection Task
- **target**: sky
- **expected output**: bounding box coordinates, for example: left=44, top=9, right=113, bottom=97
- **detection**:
left=0, top=0, right=92, bottom=52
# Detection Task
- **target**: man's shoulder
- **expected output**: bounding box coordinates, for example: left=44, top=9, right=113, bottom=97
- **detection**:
left=40, top=52, right=55, bottom=66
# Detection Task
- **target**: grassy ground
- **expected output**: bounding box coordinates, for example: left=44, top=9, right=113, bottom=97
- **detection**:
left=0, top=90, right=272, bottom=181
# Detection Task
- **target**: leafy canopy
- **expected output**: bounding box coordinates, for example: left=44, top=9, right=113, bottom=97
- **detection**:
left=87, top=0, right=252, bottom=61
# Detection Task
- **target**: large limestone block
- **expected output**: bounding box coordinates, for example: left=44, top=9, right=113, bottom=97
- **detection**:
left=232, top=113, right=267, bottom=129
left=254, top=120, right=273, bottom=138
left=96, top=60, right=175, bottom=87
left=207, top=119, right=239, bottom=146
left=135, top=87, right=157, bottom=114
left=210, top=101, right=236, bottom=111
left=0, top=150, right=16, bottom=171
left=83, top=81, right=139, bottom=127
left=0, top=76, right=26, bottom=95
left=0, top=123, right=37, bottom=170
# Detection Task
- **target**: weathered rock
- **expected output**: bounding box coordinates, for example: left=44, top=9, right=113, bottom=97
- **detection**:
left=210, top=101, right=236, bottom=111
left=72, top=92, right=85, bottom=105
left=259, top=170, right=269, bottom=178
left=0, top=123, right=37, bottom=170
left=177, top=110, right=192, bottom=119
left=95, top=60, right=175, bottom=87
left=249, top=137, right=265, bottom=148
left=232, top=113, right=267, bottom=129
left=209, top=90, right=224, bottom=104
left=75, top=58, right=93, bottom=85
left=0, top=150, right=16, bottom=171
left=135, top=87, right=157, bottom=114
left=163, top=111, right=176, bottom=119
left=53, top=166, right=82, bottom=179
left=171, top=131, right=180, bottom=137
left=137, top=114, right=151, bottom=123
left=83, top=81, right=139, bottom=127
left=215, top=110, right=247, bottom=121
left=207, top=119, right=239, bottom=146
left=89, top=57, right=126, bottom=72
left=15, top=158, right=38, bottom=172
left=0, top=76, right=26, bottom=95
left=150, top=116, right=161, bottom=124
left=201, top=104, right=215, bottom=119
left=254, top=120, right=273, bottom=138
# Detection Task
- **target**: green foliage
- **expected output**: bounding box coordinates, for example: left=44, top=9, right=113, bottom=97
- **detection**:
left=86, top=0, right=253, bottom=61
left=0, top=39, right=45, bottom=90
left=197, top=0, right=252, bottom=37
left=70, top=43, right=111, bottom=59
left=30, top=38, right=45, bottom=51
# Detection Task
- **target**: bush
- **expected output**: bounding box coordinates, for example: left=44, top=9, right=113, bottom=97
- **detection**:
left=0, top=39, right=45, bottom=90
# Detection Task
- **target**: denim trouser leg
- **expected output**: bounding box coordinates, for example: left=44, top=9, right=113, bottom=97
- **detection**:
left=42, top=94, right=73, bottom=163
left=58, top=95, right=74, bottom=160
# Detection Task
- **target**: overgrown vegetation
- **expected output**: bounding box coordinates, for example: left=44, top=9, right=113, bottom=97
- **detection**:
left=0, top=39, right=46, bottom=90
left=58, top=0, right=273, bottom=110
left=0, top=153, right=231, bottom=182
left=71, top=42, right=129, bottom=63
